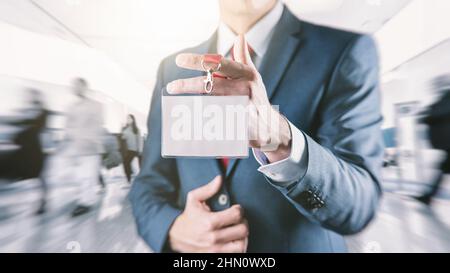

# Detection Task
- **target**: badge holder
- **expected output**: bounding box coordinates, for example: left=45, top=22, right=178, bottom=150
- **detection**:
left=161, top=54, right=249, bottom=158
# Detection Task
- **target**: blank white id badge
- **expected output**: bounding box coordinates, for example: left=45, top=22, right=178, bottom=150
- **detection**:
left=162, top=96, right=249, bottom=158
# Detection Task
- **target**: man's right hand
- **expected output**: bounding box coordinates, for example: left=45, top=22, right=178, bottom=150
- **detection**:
left=168, top=175, right=249, bottom=253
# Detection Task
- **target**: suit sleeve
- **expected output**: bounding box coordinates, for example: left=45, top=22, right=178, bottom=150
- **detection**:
left=268, top=34, right=384, bottom=235
left=128, top=61, right=182, bottom=252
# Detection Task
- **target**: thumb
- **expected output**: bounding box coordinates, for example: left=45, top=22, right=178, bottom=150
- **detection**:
left=187, top=175, right=222, bottom=203
left=233, top=35, right=256, bottom=69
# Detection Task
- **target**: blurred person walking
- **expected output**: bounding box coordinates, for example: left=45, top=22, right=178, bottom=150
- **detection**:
left=417, top=77, right=450, bottom=205
left=9, top=89, right=50, bottom=215
left=120, top=114, right=141, bottom=183
left=65, top=78, right=104, bottom=217
left=99, top=127, right=123, bottom=191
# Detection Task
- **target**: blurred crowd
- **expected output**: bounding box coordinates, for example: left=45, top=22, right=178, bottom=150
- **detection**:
left=0, top=78, right=144, bottom=217
left=382, top=74, right=450, bottom=205
left=415, top=75, right=450, bottom=205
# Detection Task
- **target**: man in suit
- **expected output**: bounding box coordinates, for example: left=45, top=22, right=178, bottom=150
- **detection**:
left=129, top=0, right=383, bottom=252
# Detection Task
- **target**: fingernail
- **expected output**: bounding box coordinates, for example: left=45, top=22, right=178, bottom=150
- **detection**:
left=175, top=54, right=185, bottom=66
left=166, top=82, right=174, bottom=93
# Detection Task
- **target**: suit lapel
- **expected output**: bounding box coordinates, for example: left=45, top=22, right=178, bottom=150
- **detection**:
left=226, top=156, right=243, bottom=177
left=259, top=7, right=303, bottom=101
left=225, top=8, right=303, bottom=177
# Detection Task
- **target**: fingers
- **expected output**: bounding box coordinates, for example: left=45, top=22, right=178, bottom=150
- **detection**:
left=187, top=175, right=222, bottom=203
left=212, top=239, right=247, bottom=253
left=233, top=35, right=256, bottom=69
left=166, top=76, right=205, bottom=95
left=213, top=220, right=249, bottom=243
left=201, top=217, right=249, bottom=253
left=170, top=37, right=258, bottom=95
left=175, top=53, right=254, bottom=80
left=207, top=205, right=244, bottom=229
left=232, top=35, right=246, bottom=65
left=167, top=76, right=250, bottom=96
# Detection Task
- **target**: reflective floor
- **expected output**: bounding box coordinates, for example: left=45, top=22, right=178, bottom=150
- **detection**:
left=347, top=191, right=450, bottom=253
left=0, top=175, right=150, bottom=253
left=1, top=174, right=449, bottom=253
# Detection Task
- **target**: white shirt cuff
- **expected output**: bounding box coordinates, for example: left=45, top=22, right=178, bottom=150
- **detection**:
left=253, top=121, right=308, bottom=185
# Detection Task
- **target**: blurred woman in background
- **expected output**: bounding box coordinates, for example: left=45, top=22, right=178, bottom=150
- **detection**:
left=120, top=114, right=141, bottom=183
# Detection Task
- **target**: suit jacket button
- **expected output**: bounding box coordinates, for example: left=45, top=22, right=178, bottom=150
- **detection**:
left=218, top=194, right=228, bottom=206
left=319, top=200, right=325, bottom=208
left=314, top=200, right=325, bottom=209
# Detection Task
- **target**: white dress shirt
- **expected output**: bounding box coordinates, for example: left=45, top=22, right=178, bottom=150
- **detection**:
left=216, top=1, right=308, bottom=184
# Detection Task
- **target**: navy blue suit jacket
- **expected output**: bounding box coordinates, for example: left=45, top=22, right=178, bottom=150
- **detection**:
left=129, top=6, right=384, bottom=253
